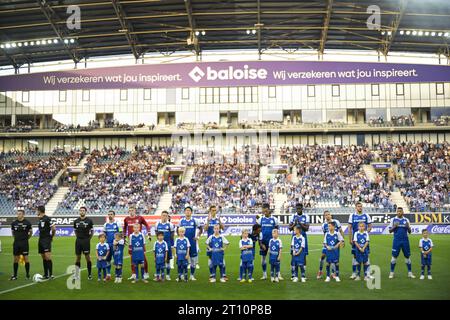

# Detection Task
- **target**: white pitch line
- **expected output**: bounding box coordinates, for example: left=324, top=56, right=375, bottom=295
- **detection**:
left=0, top=247, right=323, bottom=295
left=0, top=249, right=149, bottom=296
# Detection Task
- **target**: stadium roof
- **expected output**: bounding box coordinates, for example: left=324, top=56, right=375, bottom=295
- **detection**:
left=0, top=0, right=449, bottom=69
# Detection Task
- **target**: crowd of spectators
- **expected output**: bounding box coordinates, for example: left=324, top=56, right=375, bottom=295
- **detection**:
left=56, top=146, right=172, bottom=215
left=1, top=120, right=34, bottom=132
left=170, top=149, right=270, bottom=214
left=433, top=116, right=450, bottom=126
left=279, top=145, right=396, bottom=212
left=0, top=149, right=84, bottom=212
left=375, top=141, right=449, bottom=212
left=368, top=115, right=415, bottom=127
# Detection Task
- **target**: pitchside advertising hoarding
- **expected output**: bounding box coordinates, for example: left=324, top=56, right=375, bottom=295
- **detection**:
left=0, top=61, right=449, bottom=91
left=0, top=212, right=449, bottom=236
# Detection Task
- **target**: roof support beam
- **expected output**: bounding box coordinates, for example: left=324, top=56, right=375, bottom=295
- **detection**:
left=0, top=48, right=21, bottom=69
left=319, top=0, right=333, bottom=57
left=111, top=0, right=141, bottom=59
left=37, top=0, right=79, bottom=63
left=381, top=0, right=408, bottom=56
left=256, top=0, right=262, bottom=59
left=184, top=0, right=200, bottom=57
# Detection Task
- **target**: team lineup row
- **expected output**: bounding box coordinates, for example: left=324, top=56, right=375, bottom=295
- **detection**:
left=9, top=202, right=434, bottom=283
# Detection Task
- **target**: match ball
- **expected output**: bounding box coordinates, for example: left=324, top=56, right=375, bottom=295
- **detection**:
left=33, top=274, right=44, bottom=283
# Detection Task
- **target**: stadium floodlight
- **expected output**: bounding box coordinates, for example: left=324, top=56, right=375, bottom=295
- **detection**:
left=252, top=29, right=256, bottom=34
left=63, top=39, right=69, bottom=44
left=5, top=43, right=11, bottom=48
left=36, top=40, right=41, bottom=45
left=399, top=30, right=404, bottom=35
left=425, top=31, right=430, bottom=36
left=201, top=30, right=206, bottom=36
left=30, top=41, right=35, bottom=46
left=246, top=29, right=251, bottom=34
left=445, top=32, right=449, bottom=37
left=418, top=31, right=423, bottom=36
left=0, top=44, right=4, bottom=49
left=11, top=42, right=17, bottom=48
left=412, top=30, right=417, bottom=36
left=405, top=30, right=411, bottom=35
left=431, top=32, right=436, bottom=36
left=438, top=32, right=443, bottom=36
left=23, top=42, right=28, bottom=46
left=387, top=31, right=392, bottom=36
left=381, top=31, right=385, bottom=35
left=17, top=42, right=22, bottom=47
left=195, top=31, right=200, bottom=36
left=69, top=38, right=75, bottom=43
left=53, top=39, right=58, bottom=44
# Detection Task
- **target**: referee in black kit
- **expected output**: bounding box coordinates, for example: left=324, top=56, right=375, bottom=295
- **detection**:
left=37, top=206, right=56, bottom=280
left=73, top=206, right=94, bottom=280
left=10, top=209, right=32, bottom=280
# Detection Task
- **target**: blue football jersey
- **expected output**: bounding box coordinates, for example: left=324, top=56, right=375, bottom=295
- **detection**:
left=348, top=212, right=372, bottom=235
left=389, top=217, right=410, bottom=241
left=113, top=239, right=125, bottom=264
left=323, top=231, right=343, bottom=248
left=206, top=217, right=221, bottom=238
left=103, top=222, right=121, bottom=244
left=268, top=238, right=282, bottom=262
left=257, top=216, right=279, bottom=242
left=291, top=235, right=305, bottom=254
left=96, top=242, right=110, bottom=259
left=130, top=232, right=145, bottom=261
left=206, top=234, right=229, bottom=252
left=173, top=237, right=191, bottom=261
left=353, top=231, right=370, bottom=250
left=289, top=213, right=310, bottom=235
left=178, top=218, right=200, bottom=240
left=419, top=238, right=433, bottom=252
left=155, top=221, right=174, bottom=246
left=239, top=238, right=254, bottom=262
left=322, top=219, right=342, bottom=234
left=153, top=240, right=168, bottom=265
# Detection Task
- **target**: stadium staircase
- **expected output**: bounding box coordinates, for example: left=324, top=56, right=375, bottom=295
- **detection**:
left=259, top=166, right=268, bottom=183
left=273, top=192, right=287, bottom=215
left=154, top=192, right=172, bottom=215
left=183, top=166, right=195, bottom=184
left=45, top=186, right=70, bottom=216
left=390, top=191, right=410, bottom=213
left=291, top=166, right=299, bottom=184
left=362, top=164, right=377, bottom=182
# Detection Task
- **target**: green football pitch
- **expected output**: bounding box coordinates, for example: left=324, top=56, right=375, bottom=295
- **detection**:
left=0, top=235, right=449, bottom=300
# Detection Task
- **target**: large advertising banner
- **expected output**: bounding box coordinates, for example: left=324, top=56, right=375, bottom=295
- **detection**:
left=0, top=61, right=449, bottom=91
